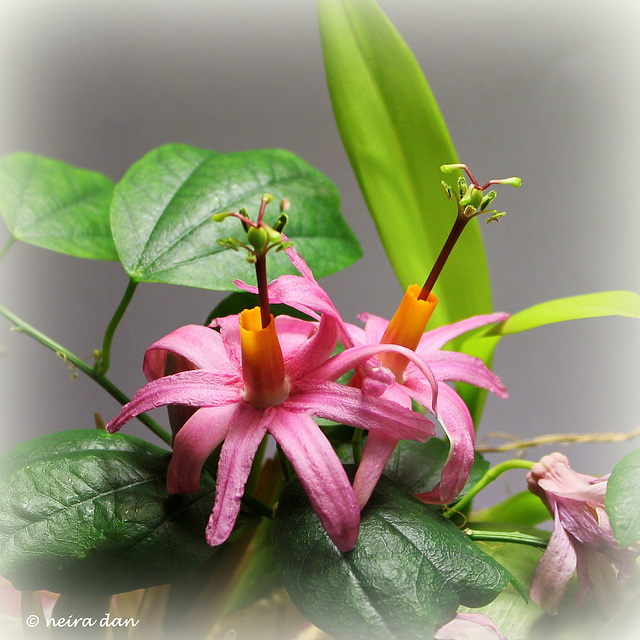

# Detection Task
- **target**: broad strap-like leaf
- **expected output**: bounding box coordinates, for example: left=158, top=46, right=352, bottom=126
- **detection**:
left=319, top=0, right=492, bottom=329
left=273, top=470, right=516, bottom=640
left=606, top=447, right=640, bottom=547
left=110, top=144, right=361, bottom=290
left=0, top=152, right=118, bottom=260
left=0, top=429, right=216, bottom=596
left=460, top=290, right=640, bottom=423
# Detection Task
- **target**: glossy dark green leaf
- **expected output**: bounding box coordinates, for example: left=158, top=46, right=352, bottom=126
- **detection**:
left=110, top=144, right=361, bottom=290
left=319, top=0, right=492, bottom=330
left=273, top=471, right=515, bottom=639
left=205, top=291, right=313, bottom=325
left=606, top=448, right=640, bottom=547
left=0, top=152, right=118, bottom=260
left=0, top=429, right=216, bottom=596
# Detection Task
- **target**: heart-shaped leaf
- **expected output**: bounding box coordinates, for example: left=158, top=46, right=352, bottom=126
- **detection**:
left=273, top=471, right=516, bottom=639
left=0, top=152, right=118, bottom=260
left=110, top=144, right=361, bottom=290
left=606, top=448, right=640, bottom=547
left=0, top=429, right=216, bottom=596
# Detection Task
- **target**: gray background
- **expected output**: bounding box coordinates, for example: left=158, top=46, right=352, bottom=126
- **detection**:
left=0, top=0, right=638, bottom=510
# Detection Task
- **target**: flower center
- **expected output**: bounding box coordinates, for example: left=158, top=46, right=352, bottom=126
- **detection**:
left=378, top=284, right=438, bottom=379
left=239, top=307, right=290, bottom=409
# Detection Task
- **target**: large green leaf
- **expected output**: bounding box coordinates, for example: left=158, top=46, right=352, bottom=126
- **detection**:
left=110, top=144, right=361, bottom=290
left=273, top=471, right=516, bottom=639
left=0, top=429, right=216, bottom=596
left=0, top=152, right=118, bottom=260
left=460, top=290, right=640, bottom=423
left=319, top=0, right=491, bottom=329
left=606, top=448, right=640, bottom=547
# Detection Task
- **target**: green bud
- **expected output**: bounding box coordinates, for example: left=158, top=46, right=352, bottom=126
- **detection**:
left=460, top=186, right=482, bottom=209
left=264, top=224, right=282, bottom=244
left=440, top=163, right=465, bottom=174
left=457, top=176, right=467, bottom=199
left=441, top=181, right=453, bottom=200
left=276, top=241, right=294, bottom=252
left=273, top=212, right=289, bottom=233
left=480, top=190, right=497, bottom=211
left=247, top=225, right=269, bottom=253
left=262, top=193, right=274, bottom=204
left=217, top=238, right=241, bottom=251
left=496, top=176, right=522, bottom=188
left=486, top=212, right=506, bottom=223
left=211, top=212, right=233, bottom=222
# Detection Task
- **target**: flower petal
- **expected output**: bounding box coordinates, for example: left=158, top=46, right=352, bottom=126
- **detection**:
left=411, top=350, right=507, bottom=397
left=435, top=612, right=508, bottom=640
left=205, top=403, right=272, bottom=546
left=106, top=370, right=242, bottom=433
left=167, top=405, right=236, bottom=494
left=416, top=312, right=509, bottom=353
left=413, top=384, right=475, bottom=504
left=270, top=410, right=360, bottom=551
left=530, top=502, right=578, bottom=615
left=288, top=379, right=435, bottom=442
left=143, top=324, right=233, bottom=381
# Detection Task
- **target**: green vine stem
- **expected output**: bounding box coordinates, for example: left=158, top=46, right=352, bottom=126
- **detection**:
left=451, top=459, right=536, bottom=515
left=0, top=302, right=171, bottom=446
left=465, top=527, right=548, bottom=549
left=95, top=277, right=138, bottom=376
left=0, top=236, right=16, bottom=263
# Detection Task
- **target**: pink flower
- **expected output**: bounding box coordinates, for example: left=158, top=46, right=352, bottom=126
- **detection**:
left=434, top=612, right=508, bottom=640
left=527, top=452, right=639, bottom=616
left=107, top=295, right=436, bottom=552
left=344, top=285, right=508, bottom=508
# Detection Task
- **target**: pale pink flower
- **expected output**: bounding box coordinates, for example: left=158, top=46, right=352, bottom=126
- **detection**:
left=527, top=452, right=638, bottom=616
left=434, top=612, right=508, bottom=640
left=107, top=282, right=436, bottom=552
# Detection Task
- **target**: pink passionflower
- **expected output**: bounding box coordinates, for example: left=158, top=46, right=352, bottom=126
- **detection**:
left=527, top=452, right=639, bottom=616
left=434, top=612, right=508, bottom=640
left=344, top=285, right=508, bottom=508
left=107, top=301, right=436, bottom=552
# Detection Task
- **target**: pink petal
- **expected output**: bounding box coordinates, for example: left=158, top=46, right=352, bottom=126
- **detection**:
left=167, top=405, right=236, bottom=494
left=106, top=370, right=242, bottom=433
left=205, top=403, right=273, bottom=546
left=413, top=350, right=508, bottom=398
left=530, top=502, right=578, bottom=615
left=311, top=343, right=438, bottom=413
left=270, top=410, right=360, bottom=551
left=209, top=314, right=242, bottom=367
left=278, top=315, right=340, bottom=380
left=352, top=431, right=401, bottom=511
left=413, top=384, right=475, bottom=504
left=435, top=612, right=508, bottom=640
left=288, top=379, right=435, bottom=442
left=358, top=312, right=390, bottom=345
left=416, top=312, right=509, bottom=353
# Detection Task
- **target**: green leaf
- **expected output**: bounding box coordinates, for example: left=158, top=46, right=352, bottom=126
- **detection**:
left=472, top=491, right=551, bottom=527
left=205, top=291, right=313, bottom=325
left=319, top=0, right=492, bottom=329
left=0, top=429, right=216, bottom=596
left=110, top=144, right=361, bottom=290
left=459, top=533, right=609, bottom=640
left=460, top=290, right=640, bottom=423
left=0, top=152, right=118, bottom=260
left=606, top=448, right=640, bottom=547
left=273, top=471, right=515, bottom=639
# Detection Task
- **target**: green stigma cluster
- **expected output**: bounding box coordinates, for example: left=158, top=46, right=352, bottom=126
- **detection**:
left=212, top=194, right=293, bottom=263
left=440, top=164, right=521, bottom=224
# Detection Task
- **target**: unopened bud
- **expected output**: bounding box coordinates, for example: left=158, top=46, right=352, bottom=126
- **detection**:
left=247, top=225, right=269, bottom=253
left=280, top=198, right=291, bottom=212
left=440, top=163, right=466, bottom=174
left=494, top=176, right=522, bottom=188
left=480, top=190, right=497, bottom=211
left=441, top=181, right=453, bottom=200
left=486, top=212, right=506, bottom=223
left=273, top=212, right=289, bottom=233
left=262, top=193, right=274, bottom=204
left=460, top=186, right=482, bottom=209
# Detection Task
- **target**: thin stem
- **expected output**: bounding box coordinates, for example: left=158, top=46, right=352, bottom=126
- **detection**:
left=419, top=215, right=468, bottom=300
left=0, top=303, right=171, bottom=446
left=465, top=528, right=548, bottom=550
left=96, top=278, right=138, bottom=375
left=0, top=236, right=16, bottom=264
left=451, top=459, right=535, bottom=515
left=254, top=254, right=271, bottom=328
